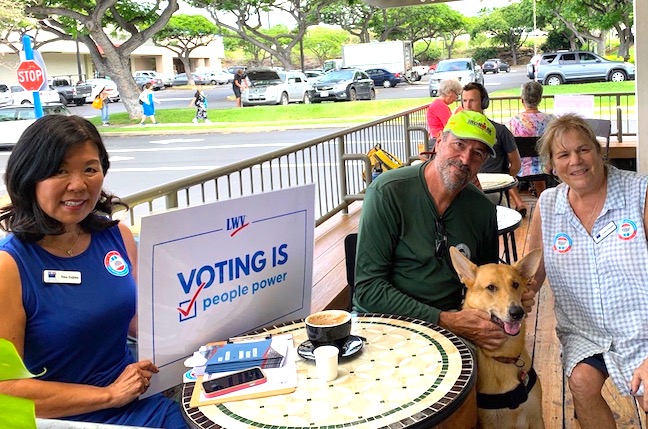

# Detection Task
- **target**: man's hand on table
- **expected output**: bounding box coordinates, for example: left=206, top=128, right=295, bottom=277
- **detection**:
left=438, top=309, right=506, bottom=351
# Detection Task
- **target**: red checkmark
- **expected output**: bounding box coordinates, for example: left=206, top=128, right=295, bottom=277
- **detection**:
left=177, top=282, right=206, bottom=317
left=230, top=223, right=250, bottom=237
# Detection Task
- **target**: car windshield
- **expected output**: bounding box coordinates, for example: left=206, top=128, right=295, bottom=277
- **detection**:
left=320, top=70, right=354, bottom=82
left=436, top=61, right=470, bottom=72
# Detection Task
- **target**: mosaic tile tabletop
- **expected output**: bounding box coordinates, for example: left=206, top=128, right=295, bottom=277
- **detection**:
left=182, top=313, right=475, bottom=429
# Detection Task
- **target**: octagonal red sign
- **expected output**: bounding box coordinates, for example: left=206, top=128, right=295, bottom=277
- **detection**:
left=16, top=60, right=45, bottom=91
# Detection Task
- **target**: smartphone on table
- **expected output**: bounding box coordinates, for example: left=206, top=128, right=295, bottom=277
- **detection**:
left=202, top=367, right=267, bottom=398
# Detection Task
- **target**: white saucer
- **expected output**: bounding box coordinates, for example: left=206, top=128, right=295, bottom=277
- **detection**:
left=297, top=335, right=364, bottom=360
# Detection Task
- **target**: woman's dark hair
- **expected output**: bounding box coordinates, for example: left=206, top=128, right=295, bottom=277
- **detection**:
left=0, top=115, right=127, bottom=242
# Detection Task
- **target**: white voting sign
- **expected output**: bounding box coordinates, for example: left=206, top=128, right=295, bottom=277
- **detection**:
left=137, top=185, right=315, bottom=395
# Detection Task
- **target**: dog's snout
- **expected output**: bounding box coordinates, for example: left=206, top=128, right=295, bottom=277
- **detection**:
left=509, top=306, right=525, bottom=321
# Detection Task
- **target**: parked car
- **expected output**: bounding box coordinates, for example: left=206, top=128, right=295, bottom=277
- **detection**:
left=0, top=83, right=12, bottom=107
left=197, top=70, right=234, bottom=85
left=364, top=68, right=403, bottom=88
left=48, top=77, right=92, bottom=106
left=157, top=73, right=174, bottom=87
left=133, top=75, right=164, bottom=90
left=482, top=58, right=511, bottom=74
left=533, top=50, right=635, bottom=86
left=428, top=58, right=484, bottom=97
left=242, top=68, right=310, bottom=106
left=304, top=69, right=325, bottom=82
left=9, top=85, right=59, bottom=105
left=0, top=103, right=71, bottom=148
left=308, top=68, right=376, bottom=103
left=86, top=78, right=120, bottom=102
left=227, top=65, right=248, bottom=75
left=172, top=73, right=207, bottom=86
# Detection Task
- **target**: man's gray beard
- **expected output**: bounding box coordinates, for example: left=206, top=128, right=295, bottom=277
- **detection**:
left=437, top=159, right=471, bottom=192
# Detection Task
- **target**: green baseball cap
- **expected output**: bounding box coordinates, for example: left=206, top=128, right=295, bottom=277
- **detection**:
left=443, top=110, right=496, bottom=157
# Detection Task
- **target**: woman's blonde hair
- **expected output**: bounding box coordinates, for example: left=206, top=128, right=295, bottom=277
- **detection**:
left=438, top=79, right=462, bottom=98
left=537, top=113, right=602, bottom=167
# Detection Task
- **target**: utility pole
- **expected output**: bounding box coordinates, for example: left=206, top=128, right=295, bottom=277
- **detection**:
left=533, top=0, right=537, bottom=55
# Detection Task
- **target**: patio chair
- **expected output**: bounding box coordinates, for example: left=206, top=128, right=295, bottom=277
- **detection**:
left=514, top=136, right=557, bottom=189
left=585, top=118, right=612, bottom=160
left=344, top=233, right=358, bottom=312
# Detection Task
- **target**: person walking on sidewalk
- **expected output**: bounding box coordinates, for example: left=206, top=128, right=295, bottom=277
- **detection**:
left=189, top=86, right=210, bottom=124
left=139, top=83, right=160, bottom=125
left=98, top=86, right=111, bottom=126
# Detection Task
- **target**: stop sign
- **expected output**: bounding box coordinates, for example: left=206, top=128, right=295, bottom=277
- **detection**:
left=16, top=60, right=45, bottom=91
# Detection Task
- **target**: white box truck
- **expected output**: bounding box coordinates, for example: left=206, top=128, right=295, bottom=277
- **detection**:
left=340, top=41, right=419, bottom=82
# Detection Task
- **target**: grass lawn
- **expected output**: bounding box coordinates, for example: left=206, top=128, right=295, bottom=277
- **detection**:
left=95, top=81, right=636, bottom=132
left=97, top=98, right=430, bottom=131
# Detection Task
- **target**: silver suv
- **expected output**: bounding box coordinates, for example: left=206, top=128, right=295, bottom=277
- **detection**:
left=428, top=58, right=484, bottom=97
left=533, top=50, right=635, bottom=86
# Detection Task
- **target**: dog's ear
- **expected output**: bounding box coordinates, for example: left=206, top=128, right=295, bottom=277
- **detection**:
left=513, top=248, right=543, bottom=281
left=449, top=246, right=478, bottom=286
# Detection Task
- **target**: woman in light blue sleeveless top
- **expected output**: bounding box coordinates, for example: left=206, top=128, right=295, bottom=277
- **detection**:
left=527, top=114, right=648, bottom=429
left=0, top=116, right=187, bottom=428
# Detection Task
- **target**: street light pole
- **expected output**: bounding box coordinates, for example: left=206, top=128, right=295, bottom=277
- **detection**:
left=533, top=0, right=537, bottom=54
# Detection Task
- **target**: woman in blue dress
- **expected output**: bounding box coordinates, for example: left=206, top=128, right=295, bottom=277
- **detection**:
left=0, top=115, right=187, bottom=428
left=139, top=82, right=160, bottom=125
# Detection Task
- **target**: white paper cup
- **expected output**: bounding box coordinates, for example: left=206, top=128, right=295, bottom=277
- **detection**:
left=313, top=345, right=339, bottom=382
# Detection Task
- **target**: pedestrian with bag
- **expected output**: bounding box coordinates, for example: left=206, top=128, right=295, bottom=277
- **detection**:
left=138, top=83, right=160, bottom=125
left=189, top=86, right=210, bottom=124
left=92, top=87, right=110, bottom=126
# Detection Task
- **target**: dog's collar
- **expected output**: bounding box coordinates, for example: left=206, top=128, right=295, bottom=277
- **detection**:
left=476, top=367, right=538, bottom=410
left=492, top=355, right=525, bottom=367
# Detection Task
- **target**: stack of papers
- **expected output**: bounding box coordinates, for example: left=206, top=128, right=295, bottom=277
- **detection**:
left=184, top=333, right=298, bottom=406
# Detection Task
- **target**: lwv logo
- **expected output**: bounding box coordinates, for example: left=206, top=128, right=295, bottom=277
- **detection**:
left=227, top=215, right=249, bottom=237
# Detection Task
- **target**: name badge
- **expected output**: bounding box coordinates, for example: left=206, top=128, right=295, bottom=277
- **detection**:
left=43, top=270, right=82, bottom=285
left=593, top=221, right=616, bottom=244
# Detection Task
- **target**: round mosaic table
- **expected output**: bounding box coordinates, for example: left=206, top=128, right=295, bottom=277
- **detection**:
left=181, top=313, right=476, bottom=429
left=477, top=173, right=518, bottom=207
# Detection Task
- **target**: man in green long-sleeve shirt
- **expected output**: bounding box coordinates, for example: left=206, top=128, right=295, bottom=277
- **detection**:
left=354, top=110, right=509, bottom=351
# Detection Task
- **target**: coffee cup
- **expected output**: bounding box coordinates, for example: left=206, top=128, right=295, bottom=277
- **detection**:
left=305, top=310, right=352, bottom=350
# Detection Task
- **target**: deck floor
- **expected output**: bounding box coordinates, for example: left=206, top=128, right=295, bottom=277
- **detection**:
left=312, top=190, right=647, bottom=428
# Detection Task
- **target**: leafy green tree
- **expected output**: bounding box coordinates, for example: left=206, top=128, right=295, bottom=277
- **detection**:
left=190, top=0, right=337, bottom=70
left=303, top=26, right=349, bottom=66
left=0, top=0, right=25, bottom=30
left=319, top=1, right=377, bottom=43
left=473, top=3, right=530, bottom=65
left=542, top=0, right=633, bottom=60
left=22, top=0, right=179, bottom=119
left=153, top=14, right=218, bottom=85
left=369, top=4, right=466, bottom=60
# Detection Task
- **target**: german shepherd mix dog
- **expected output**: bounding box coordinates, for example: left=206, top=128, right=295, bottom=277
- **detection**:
left=449, top=247, right=544, bottom=429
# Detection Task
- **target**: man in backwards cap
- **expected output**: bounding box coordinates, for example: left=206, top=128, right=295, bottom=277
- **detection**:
left=354, top=110, right=510, bottom=351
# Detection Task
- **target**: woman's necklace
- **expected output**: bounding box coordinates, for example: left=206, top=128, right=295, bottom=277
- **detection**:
left=583, top=187, right=604, bottom=232
left=50, top=232, right=82, bottom=256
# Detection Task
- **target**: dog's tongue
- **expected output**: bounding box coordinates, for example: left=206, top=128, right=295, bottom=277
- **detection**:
left=504, top=321, right=521, bottom=336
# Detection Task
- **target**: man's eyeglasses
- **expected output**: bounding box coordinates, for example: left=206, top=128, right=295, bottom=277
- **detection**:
left=435, top=218, right=448, bottom=259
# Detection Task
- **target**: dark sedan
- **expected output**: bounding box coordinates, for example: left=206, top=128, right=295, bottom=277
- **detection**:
left=308, top=68, right=376, bottom=103
left=133, top=75, right=164, bottom=90
left=483, top=58, right=511, bottom=74
left=364, top=68, right=403, bottom=88
left=172, top=73, right=208, bottom=86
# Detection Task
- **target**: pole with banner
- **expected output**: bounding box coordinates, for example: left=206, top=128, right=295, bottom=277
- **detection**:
left=18, top=35, right=45, bottom=118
